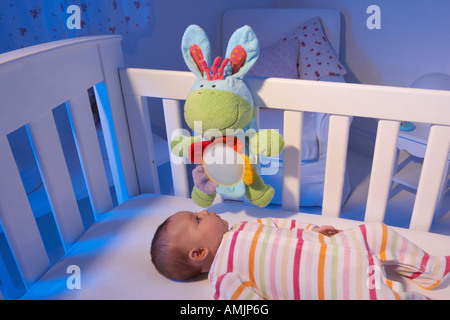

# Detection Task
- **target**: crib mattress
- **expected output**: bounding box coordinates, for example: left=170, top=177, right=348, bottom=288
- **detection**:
left=22, top=194, right=450, bottom=300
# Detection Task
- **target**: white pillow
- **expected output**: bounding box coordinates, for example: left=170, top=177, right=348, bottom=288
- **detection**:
left=247, top=38, right=299, bottom=79
left=283, top=16, right=347, bottom=80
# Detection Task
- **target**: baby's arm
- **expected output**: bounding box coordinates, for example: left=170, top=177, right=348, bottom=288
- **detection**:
left=252, top=218, right=317, bottom=230
left=211, top=272, right=264, bottom=300
left=269, top=217, right=317, bottom=231
left=256, top=218, right=340, bottom=236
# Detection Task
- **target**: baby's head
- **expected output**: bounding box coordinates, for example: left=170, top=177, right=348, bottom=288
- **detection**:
left=150, top=210, right=229, bottom=280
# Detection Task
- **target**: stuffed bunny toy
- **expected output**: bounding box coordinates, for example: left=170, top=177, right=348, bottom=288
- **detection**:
left=170, top=24, right=284, bottom=208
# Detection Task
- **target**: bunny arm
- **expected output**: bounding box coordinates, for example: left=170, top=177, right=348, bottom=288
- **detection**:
left=170, top=135, right=202, bottom=159
left=248, top=129, right=284, bottom=157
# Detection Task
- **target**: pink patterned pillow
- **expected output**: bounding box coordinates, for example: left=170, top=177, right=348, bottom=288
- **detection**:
left=247, top=38, right=299, bottom=79
left=285, top=17, right=346, bottom=80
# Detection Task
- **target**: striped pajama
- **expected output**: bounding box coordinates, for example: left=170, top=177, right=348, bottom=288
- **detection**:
left=208, top=218, right=450, bottom=300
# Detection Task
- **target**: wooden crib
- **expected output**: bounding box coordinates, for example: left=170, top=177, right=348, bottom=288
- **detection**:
left=0, top=13, right=449, bottom=300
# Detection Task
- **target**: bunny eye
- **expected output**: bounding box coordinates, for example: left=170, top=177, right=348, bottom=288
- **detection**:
left=200, top=84, right=204, bottom=88
left=212, top=85, right=216, bottom=88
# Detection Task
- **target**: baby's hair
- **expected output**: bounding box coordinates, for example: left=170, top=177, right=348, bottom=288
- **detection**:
left=150, top=216, right=202, bottom=280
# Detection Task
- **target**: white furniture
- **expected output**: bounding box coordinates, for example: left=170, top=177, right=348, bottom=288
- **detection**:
left=393, top=122, right=449, bottom=218
left=0, top=9, right=449, bottom=300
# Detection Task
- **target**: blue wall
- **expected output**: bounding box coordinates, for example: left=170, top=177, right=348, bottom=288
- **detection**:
left=121, top=0, right=277, bottom=71
left=277, top=0, right=450, bottom=88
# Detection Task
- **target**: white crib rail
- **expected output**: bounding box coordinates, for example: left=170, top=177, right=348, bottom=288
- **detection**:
left=162, top=99, right=190, bottom=198
left=364, top=120, right=400, bottom=223
left=282, top=111, right=304, bottom=211
left=410, top=126, right=450, bottom=230
left=120, top=68, right=450, bottom=233
left=1, top=40, right=448, bottom=298
left=0, top=36, right=137, bottom=297
left=0, top=135, right=50, bottom=289
left=322, top=115, right=352, bottom=217
left=66, top=91, right=113, bottom=216
left=26, top=110, right=85, bottom=250
left=120, top=69, right=195, bottom=196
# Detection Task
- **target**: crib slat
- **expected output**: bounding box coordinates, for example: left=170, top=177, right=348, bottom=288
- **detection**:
left=94, top=83, right=137, bottom=203
left=163, top=99, right=190, bottom=198
left=365, top=120, right=400, bottom=223
left=26, top=111, right=84, bottom=250
left=282, top=111, right=303, bottom=211
left=97, top=41, right=140, bottom=202
left=122, top=94, right=160, bottom=194
left=0, top=135, right=50, bottom=287
left=322, top=115, right=351, bottom=217
left=409, top=125, right=450, bottom=232
left=66, top=91, right=113, bottom=217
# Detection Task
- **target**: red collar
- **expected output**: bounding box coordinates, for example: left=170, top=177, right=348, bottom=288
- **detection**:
left=188, top=136, right=243, bottom=164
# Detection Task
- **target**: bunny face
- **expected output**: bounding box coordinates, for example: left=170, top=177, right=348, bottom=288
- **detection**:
left=184, top=76, right=254, bottom=136
left=181, top=25, right=259, bottom=136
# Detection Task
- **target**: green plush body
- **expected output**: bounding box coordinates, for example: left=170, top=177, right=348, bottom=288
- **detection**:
left=171, top=128, right=283, bottom=207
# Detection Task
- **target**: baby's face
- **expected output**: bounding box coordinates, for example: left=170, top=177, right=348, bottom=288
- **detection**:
left=168, top=210, right=229, bottom=256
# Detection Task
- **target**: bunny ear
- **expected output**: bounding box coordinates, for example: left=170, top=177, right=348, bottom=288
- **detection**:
left=225, top=25, right=259, bottom=78
left=181, top=25, right=211, bottom=78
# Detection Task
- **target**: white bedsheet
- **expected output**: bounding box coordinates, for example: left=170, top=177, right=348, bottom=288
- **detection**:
left=22, top=194, right=450, bottom=300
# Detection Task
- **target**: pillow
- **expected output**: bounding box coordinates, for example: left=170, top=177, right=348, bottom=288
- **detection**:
left=246, top=38, right=299, bottom=79
left=248, top=36, right=319, bottom=162
left=285, top=16, right=347, bottom=80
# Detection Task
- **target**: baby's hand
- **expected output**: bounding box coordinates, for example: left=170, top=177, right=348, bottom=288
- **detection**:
left=312, top=225, right=341, bottom=237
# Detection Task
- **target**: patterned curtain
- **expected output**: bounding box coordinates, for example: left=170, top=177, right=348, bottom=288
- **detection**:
left=0, top=0, right=154, bottom=53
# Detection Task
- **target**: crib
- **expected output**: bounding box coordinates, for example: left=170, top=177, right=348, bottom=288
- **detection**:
left=0, top=9, right=449, bottom=300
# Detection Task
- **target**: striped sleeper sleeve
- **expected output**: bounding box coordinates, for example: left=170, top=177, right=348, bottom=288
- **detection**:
left=208, top=219, right=450, bottom=300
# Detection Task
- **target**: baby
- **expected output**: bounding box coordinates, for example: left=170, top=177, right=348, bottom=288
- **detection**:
left=151, top=210, right=450, bottom=300
left=151, top=209, right=229, bottom=280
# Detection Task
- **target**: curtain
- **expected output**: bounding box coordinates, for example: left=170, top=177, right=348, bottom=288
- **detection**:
left=0, top=0, right=154, bottom=53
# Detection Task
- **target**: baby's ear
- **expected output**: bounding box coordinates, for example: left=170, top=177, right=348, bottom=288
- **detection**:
left=188, top=247, right=209, bottom=262
left=224, top=25, right=259, bottom=78
left=181, top=24, right=211, bottom=79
